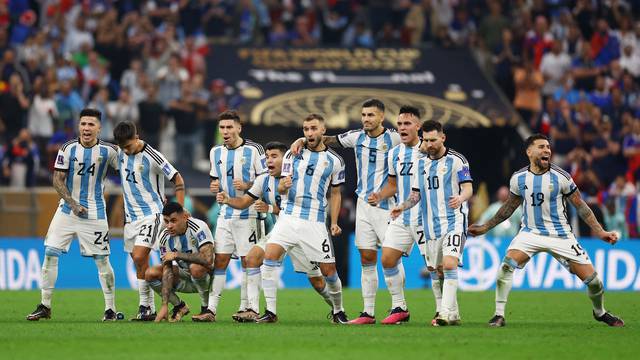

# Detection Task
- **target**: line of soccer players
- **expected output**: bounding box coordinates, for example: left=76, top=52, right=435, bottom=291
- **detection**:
left=26, top=99, right=624, bottom=327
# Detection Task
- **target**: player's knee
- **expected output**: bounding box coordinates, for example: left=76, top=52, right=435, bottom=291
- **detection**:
left=584, top=272, right=603, bottom=291
left=246, top=251, right=264, bottom=268
left=214, top=255, right=230, bottom=269
left=131, top=253, right=148, bottom=268
left=308, top=276, right=325, bottom=291
left=144, top=267, right=160, bottom=281
left=44, top=246, right=62, bottom=257
left=190, top=264, right=208, bottom=279
left=381, top=255, right=398, bottom=269
left=320, top=264, right=337, bottom=278
left=360, top=254, right=377, bottom=265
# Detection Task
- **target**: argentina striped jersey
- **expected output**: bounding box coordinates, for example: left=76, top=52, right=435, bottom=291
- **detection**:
left=247, top=173, right=282, bottom=220
left=209, top=139, right=267, bottom=219
left=411, top=148, right=472, bottom=239
left=388, top=141, right=425, bottom=226
left=509, top=164, right=577, bottom=238
left=54, top=139, right=119, bottom=220
left=157, top=217, right=214, bottom=269
left=119, top=143, right=178, bottom=223
left=337, top=128, right=401, bottom=210
left=280, top=148, right=345, bottom=222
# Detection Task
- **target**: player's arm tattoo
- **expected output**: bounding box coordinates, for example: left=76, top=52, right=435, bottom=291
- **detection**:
left=568, top=190, right=605, bottom=233
left=53, top=170, right=77, bottom=207
left=171, top=173, right=186, bottom=205
left=176, top=244, right=214, bottom=269
left=398, top=190, right=421, bottom=210
left=161, top=263, right=174, bottom=305
left=329, top=185, right=342, bottom=226
left=322, top=135, right=339, bottom=148
left=483, top=193, right=523, bottom=230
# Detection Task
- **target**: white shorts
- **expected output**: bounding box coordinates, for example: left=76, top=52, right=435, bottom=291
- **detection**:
left=124, top=214, right=163, bottom=253
left=215, top=217, right=264, bottom=257
left=355, top=197, right=391, bottom=250
left=256, top=233, right=322, bottom=277
left=508, top=231, right=592, bottom=268
left=173, top=265, right=211, bottom=293
left=382, top=222, right=426, bottom=256
left=425, top=231, right=466, bottom=268
left=267, top=214, right=335, bottom=263
left=44, top=208, right=110, bottom=256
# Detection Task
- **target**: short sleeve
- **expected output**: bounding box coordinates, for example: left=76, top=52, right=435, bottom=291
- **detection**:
left=54, top=147, right=70, bottom=171
left=157, top=230, right=171, bottom=256
left=509, top=174, right=520, bottom=196
left=390, top=130, right=401, bottom=147
left=387, top=151, right=397, bottom=176
left=253, top=146, right=267, bottom=176
left=247, top=174, right=266, bottom=199
left=411, top=159, right=422, bottom=192
left=109, top=147, right=120, bottom=171
left=153, top=150, right=178, bottom=180
left=336, top=130, right=360, bottom=148
left=331, top=158, right=346, bottom=186
left=455, top=158, right=472, bottom=183
left=194, top=224, right=214, bottom=248
left=209, top=147, right=219, bottom=179
left=561, top=174, right=578, bottom=195
left=281, top=151, right=294, bottom=177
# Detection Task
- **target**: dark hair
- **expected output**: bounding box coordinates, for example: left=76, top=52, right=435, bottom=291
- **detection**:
left=162, top=201, right=185, bottom=216
left=362, top=98, right=385, bottom=112
left=113, top=121, right=137, bottom=145
left=399, top=105, right=420, bottom=119
left=218, top=110, right=241, bottom=123
left=265, top=141, right=287, bottom=154
left=525, top=133, right=549, bottom=148
left=422, top=120, right=443, bottom=133
left=304, top=113, right=325, bottom=122
left=79, top=108, right=102, bottom=121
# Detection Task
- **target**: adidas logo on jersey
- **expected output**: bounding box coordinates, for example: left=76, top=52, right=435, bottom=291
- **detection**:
left=523, top=185, right=528, bottom=190
left=217, top=160, right=223, bottom=165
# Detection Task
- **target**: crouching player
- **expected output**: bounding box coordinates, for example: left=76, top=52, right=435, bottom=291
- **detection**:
left=145, top=202, right=214, bottom=322
left=214, top=141, right=334, bottom=322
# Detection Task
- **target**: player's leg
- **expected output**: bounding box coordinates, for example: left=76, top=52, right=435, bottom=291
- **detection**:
left=318, top=263, right=348, bottom=324
left=381, top=247, right=409, bottom=324
left=231, top=218, right=259, bottom=319
left=257, top=243, right=287, bottom=323
left=189, top=263, right=211, bottom=313
left=145, top=265, right=182, bottom=313
left=488, top=248, right=530, bottom=327
left=239, top=245, right=265, bottom=322
left=353, top=199, right=380, bottom=323
left=27, top=211, right=74, bottom=320
left=436, top=232, right=467, bottom=326
left=307, top=275, right=332, bottom=308
left=131, top=245, right=154, bottom=316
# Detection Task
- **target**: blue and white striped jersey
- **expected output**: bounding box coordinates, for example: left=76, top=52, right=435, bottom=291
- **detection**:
left=412, top=148, right=472, bottom=239
left=54, top=139, right=119, bottom=220
left=209, top=139, right=267, bottom=220
left=247, top=173, right=281, bottom=219
left=157, top=217, right=213, bottom=269
left=337, top=128, right=401, bottom=210
left=118, top=143, right=178, bottom=223
left=280, top=148, right=345, bottom=222
left=509, top=164, right=577, bottom=238
left=388, top=141, right=425, bottom=226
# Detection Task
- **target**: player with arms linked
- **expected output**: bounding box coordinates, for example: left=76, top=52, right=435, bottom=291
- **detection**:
left=468, top=134, right=624, bottom=327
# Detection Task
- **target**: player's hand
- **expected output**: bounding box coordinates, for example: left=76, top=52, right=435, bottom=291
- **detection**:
left=154, top=304, right=169, bottom=323
left=162, top=251, right=177, bottom=263
left=216, top=191, right=229, bottom=204
left=448, top=195, right=463, bottom=209
left=254, top=199, right=269, bottom=213
left=330, top=224, right=342, bottom=236
left=598, top=230, right=619, bottom=245
left=233, top=179, right=250, bottom=191
left=467, top=223, right=488, bottom=236
left=72, top=204, right=88, bottom=218
left=368, top=192, right=380, bottom=206
left=210, top=179, right=220, bottom=194
left=290, top=137, right=305, bottom=155
left=282, top=176, right=293, bottom=190
left=390, top=206, right=404, bottom=220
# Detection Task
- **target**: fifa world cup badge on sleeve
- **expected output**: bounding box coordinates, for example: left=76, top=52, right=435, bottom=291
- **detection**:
left=162, top=164, right=172, bottom=176
left=197, top=231, right=207, bottom=242
left=56, top=154, right=64, bottom=165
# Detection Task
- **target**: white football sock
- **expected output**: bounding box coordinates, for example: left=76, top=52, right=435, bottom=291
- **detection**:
left=137, top=279, right=153, bottom=309
left=361, top=263, right=378, bottom=316
left=585, top=272, right=605, bottom=317
left=207, top=269, right=226, bottom=314
left=325, top=273, right=344, bottom=314
left=247, top=267, right=261, bottom=313
left=41, top=252, right=60, bottom=308
left=383, top=265, right=406, bottom=310
left=262, top=259, right=280, bottom=314
left=442, top=269, right=458, bottom=317
left=94, top=256, right=115, bottom=311
left=191, top=274, right=210, bottom=307
left=430, top=271, right=443, bottom=313
left=313, top=280, right=333, bottom=307
left=239, top=268, right=248, bottom=311
left=495, top=257, right=516, bottom=316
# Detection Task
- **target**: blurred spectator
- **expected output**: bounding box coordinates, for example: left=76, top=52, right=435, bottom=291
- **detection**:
left=120, top=58, right=148, bottom=104
left=602, top=197, right=628, bottom=239
left=492, top=28, right=520, bottom=101
left=202, top=0, right=232, bottom=43
left=55, top=80, right=84, bottom=132
left=290, top=15, right=319, bottom=47
left=375, top=21, right=400, bottom=47
left=553, top=76, right=581, bottom=105
left=448, top=6, right=475, bottom=47
left=622, top=117, right=640, bottom=181
left=65, top=16, right=93, bottom=54
left=590, top=118, right=625, bottom=186
left=343, top=20, right=374, bottom=48
left=168, top=82, right=198, bottom=170
left=478, top=186, right=522, bottom=238
left=0, top=73, right=30, bottom=143
left=138, top=83, right=165, bottom=150
left=320, top=8, right=349, bottom=46
left=0, top=48, right=29, bottom=84
left=550, top=100, right=579, bottom=168
left=156, top=53, right=189, bottom=106
left=478, top=0, right=509, bottom=52
left=87, top=86, right=112, bottom=141
left=571, top=43, right=603, bottom=91
left=27, top=81, right=57, bottom=151
left=2, top=128, right=39, bottom=188
left=619, top=44, right=640, bottom=76
left=403, top=1, right=427, bottom=46
left=591, top=18, right=620, bottom=66
left=107, top=88, right=139, bottom=136
left=81, top=50, right=111, bottom=101
left=269, top=20, right=289, bottom=46
left=513, top=60, right=544, bottom=127
left=523, top=15, right=554, bottom=69
left=540, top=40, right=572, bottom=97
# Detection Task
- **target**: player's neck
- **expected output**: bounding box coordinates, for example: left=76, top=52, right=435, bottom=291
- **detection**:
left=307, top=142, right=326, bottom=152
left=529, top=163, right=549, bottom=174
left=405, top=137, right=419, bottom=147
left=79, top=138, right=98, bottom=148
left=431, top=146, right=446, bottom=159
left=227, top=137, right=243, bottom=149
left=366, top=126, right=384, bottom=138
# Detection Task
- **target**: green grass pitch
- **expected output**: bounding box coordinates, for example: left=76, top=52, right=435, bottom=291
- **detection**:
left=1, top=289, right=638, bottom=359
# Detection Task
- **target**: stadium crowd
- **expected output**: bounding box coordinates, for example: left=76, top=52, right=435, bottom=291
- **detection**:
left=0, top=0, right=639, bottom=238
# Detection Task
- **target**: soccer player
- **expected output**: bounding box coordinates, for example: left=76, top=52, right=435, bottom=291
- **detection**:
left=368, top=106, right=426, bottom=324
left=291, top=99, right=400, bottom=324
left=202, top=110, right=267, bottom=322
left=391, top=120, right=473, bottom=326
left=144, top=202, right=214, bottom=322
left=468, top=134, right=624, bottom=327
left=113, top=121, right=185, bottom=321
left=215, top=141, right=334, bottom=322
left=27, top=108, right=121, bottom=321
left=259, top=113, right=348, bottom=323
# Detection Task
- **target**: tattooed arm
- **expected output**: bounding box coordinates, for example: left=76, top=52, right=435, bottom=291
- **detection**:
left=567, top=190, right=619, bottom=244
left=163, top=243, right=214, bottom=270
left=160, top=262, right=175, bottom=306
left=390, top=190, right=421, bottom=219
left=468, top=192, right=522, bottom=236
left=53, top=169, right=87, bottom=217
left=171, top=173, right=185, bottom=206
